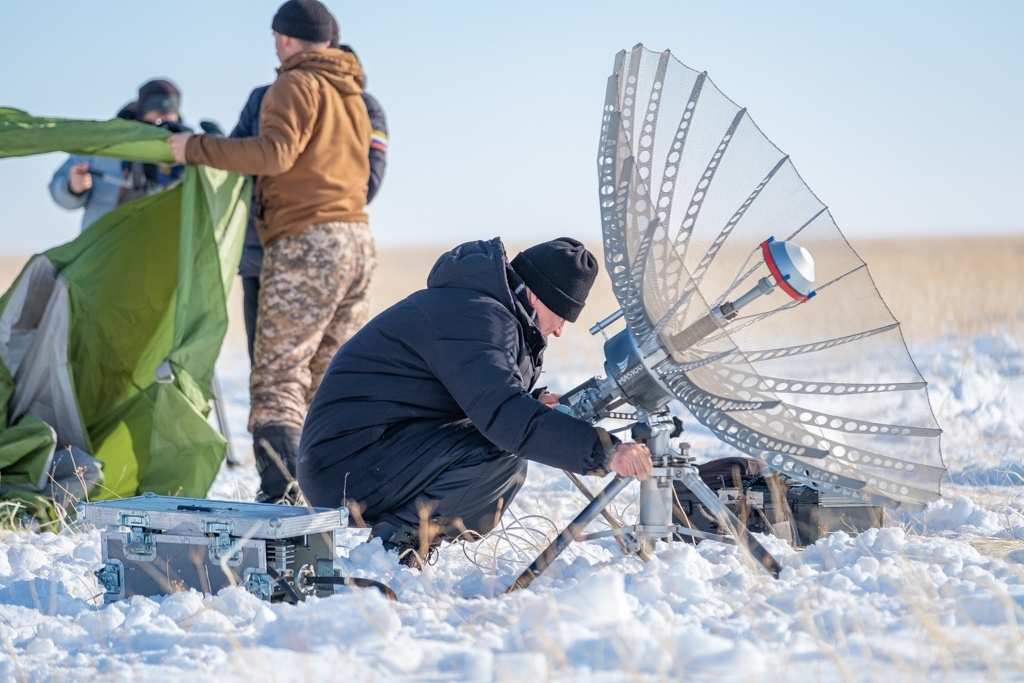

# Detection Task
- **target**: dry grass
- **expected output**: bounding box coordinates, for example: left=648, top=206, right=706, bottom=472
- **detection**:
left=0, top=255, right=27, bottom=292
left=2, top=235, right=1020, bottom=352
left=849, top=236, right=1024, bottom=340
left=371, top=236, right=1024, bottom=344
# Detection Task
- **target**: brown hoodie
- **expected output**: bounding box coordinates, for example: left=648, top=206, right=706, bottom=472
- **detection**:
left=185, top=48, right=371, bottom=245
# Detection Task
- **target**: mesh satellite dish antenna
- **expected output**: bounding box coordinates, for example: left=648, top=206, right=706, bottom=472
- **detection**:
left=596, top=45, right=946, bottom=506
left=509, top=45, right=945, bottom=591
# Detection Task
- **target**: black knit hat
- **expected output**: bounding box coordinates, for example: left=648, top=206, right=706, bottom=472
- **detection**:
left=511, top=238, right=599, bottom=323
left=137, top=79, right=180, bottom=118
left=328, top=13, right=340, bottom=49
left=272, top=0, right=333, bottom=43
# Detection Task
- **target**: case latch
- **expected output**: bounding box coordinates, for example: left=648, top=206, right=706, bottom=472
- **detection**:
left=206, top=520, right=242, bottom=565
left=120, top=513, right=156, bottom=561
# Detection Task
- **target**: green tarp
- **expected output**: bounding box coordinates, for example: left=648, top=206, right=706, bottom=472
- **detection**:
left=0, top=108, right=249, bottom=505
left=0, top=107, right=175, bottom=162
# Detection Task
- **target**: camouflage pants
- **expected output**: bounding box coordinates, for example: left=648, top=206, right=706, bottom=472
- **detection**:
left=249, top=221, right=376, bottom=431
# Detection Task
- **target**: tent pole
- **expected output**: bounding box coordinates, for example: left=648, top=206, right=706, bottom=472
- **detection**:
left=211, top=373, right=241, bottom=468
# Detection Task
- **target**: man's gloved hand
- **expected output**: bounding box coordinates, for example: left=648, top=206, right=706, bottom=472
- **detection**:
left=68, top=161, right=92, bottom=195
left=609, top=442, right=653, bottom=481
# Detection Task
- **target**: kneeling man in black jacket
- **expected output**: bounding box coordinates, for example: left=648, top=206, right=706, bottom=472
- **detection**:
left=298, top=237, right=652, bottom=566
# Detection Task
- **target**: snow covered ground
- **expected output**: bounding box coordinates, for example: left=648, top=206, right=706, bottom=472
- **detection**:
left=1, top=333, right=1023, bottom=682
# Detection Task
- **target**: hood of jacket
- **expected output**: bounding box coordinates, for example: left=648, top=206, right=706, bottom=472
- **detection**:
left=278, top=48, right=365, bottom=96
left=427, top=238, right=546, bottom=353
left=427, top=238, right=516, bottom=307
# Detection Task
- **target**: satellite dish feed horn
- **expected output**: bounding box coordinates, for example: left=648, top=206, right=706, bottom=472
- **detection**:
left=668, top=237, right=815, bottom=353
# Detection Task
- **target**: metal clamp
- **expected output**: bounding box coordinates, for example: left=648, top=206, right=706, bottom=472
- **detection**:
left=242, top=569, right=272, bottom=601
left=95, top=560, right=125, bottom=602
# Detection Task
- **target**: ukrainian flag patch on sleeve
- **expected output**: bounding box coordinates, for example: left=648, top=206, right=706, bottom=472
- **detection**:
left=371, top=130, right=388, bottom=152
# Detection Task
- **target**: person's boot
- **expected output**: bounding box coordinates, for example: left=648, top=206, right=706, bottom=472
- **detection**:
left=369, top=520, right=440, bottom=569
left=253, top=422, right=303, bottom=505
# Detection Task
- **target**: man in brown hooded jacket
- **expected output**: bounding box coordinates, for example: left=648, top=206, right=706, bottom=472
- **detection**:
left=169, top=0, right=375, bottom=503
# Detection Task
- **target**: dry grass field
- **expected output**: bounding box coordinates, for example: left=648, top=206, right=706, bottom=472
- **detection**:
left=852, top=236, right=1024, bottom=339
left=366, top=236, right=1024, bottom=344
left=1, top=235, right=1021, bottom=357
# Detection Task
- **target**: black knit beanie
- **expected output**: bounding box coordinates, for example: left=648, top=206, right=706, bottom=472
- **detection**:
left=137, top=79, right=180, bottom=118
left=511, top=238, right=599, bottom=323
left=272, top=0, right=334, bottom=43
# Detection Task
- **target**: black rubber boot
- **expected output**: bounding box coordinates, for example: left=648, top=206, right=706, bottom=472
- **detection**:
left=370, top=520, right=440, bottom=569
left=253, top=422, right=303, bottom=504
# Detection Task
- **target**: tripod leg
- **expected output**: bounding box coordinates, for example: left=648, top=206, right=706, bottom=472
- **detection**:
left=676, top=467, right=782, bottom=578
left=507, top=475, right=632, bottom=592
left=564, top=471, right=649, bottom=559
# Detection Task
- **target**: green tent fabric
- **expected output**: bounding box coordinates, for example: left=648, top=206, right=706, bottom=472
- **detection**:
left=0, top=108, right=249, bottom=504
left=0, top=107, right=175, bottom=162
left=0, top=414, right=57, bottom=489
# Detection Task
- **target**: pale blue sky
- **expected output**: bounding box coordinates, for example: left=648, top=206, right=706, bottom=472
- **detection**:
left=1, top=0, right=1021, bottom=254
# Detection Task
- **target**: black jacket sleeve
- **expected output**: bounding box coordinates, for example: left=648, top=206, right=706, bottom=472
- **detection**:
left=230, top=86, right=268, bottom=140
left=361, top=92, right=387, bottom=204
left=415, top=299, right=610, bottom=475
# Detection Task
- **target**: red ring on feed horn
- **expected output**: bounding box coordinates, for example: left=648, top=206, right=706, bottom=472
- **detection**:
left=760, top=240, right=810, bottom=303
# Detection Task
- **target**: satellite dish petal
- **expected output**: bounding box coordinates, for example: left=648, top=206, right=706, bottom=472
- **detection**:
left=598, top=45, right=945, bottom=509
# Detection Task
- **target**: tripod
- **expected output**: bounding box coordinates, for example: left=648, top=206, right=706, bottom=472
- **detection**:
left=507, top=410, right=782, bottom=592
